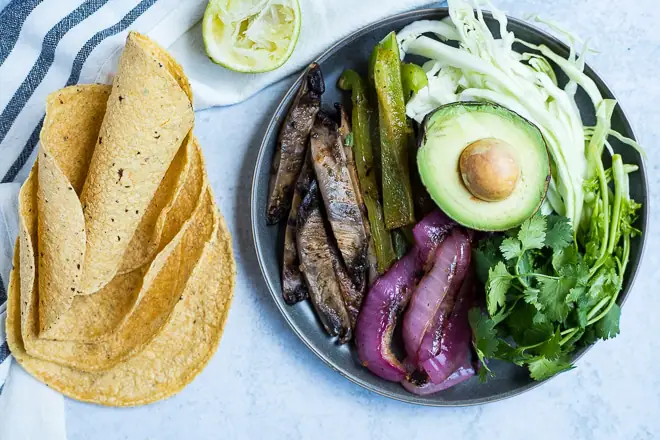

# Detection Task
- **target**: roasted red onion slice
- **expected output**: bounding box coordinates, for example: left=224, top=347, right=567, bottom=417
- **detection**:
left=354, top=252, right=419, bottom=381
left=402, top=229, right=471, bottom=366
left=421, top=277, right=475, bottom=383
left=412, top=210, right=456, bottom=264
left=416, top=234, right=472, bottom=366
left=401, top=360, right=475, bottom=396
left=355, top=211, right=453, bottom=382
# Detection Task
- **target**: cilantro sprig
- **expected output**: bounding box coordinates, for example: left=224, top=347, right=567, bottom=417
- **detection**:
left=470, top=207, right=635, bottom=381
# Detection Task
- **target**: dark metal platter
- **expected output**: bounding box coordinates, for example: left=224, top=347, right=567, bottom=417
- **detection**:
left=250, top=8, right=648, bottom=406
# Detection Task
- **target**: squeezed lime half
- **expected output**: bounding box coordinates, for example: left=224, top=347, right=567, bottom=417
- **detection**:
left=203, top=0, right=301, bottom=73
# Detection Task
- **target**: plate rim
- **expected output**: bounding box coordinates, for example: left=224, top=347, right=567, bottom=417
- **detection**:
left=250, top=7, right=649, bottom=407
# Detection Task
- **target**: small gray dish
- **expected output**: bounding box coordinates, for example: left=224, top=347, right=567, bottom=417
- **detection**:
left=250, top=8, right=648, bottom=406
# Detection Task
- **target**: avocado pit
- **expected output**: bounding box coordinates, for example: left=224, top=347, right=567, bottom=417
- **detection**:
left=459, top=138, right=520, bottom=202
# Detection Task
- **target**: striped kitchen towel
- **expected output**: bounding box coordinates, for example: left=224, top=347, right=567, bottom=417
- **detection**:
left=0, top=0, right=438, bottom=437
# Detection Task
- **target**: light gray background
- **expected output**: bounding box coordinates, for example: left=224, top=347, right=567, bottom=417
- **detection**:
left=6, top=0, right=660, bottom=439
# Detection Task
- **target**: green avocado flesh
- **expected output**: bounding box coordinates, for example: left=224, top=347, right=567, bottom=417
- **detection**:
left=418, top=102, right=550, bottom=231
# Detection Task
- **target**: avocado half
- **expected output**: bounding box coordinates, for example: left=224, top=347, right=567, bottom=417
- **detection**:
left=417, top=102, right=550, bottom=231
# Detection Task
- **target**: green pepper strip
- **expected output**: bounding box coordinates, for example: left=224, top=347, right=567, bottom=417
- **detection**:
left=373, top=32, right=415, bottom=229
left=338, top=70, right=396, bottom=273
left=401, top=62, right=428, bottom=103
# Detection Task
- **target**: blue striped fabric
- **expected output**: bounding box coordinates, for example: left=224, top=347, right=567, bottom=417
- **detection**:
left=66, top=0, right=158, bottom=87
left=2, top=117, right=43, bottom=184
left=0, top=0, right=109, bottom=160
left=2, top=0, right=159, bottom=182
left=0, top=0, right=107, bottom=142
left=0, top=0, right=42, bottom=64
left=0, top=341, right=8, bottom=364
left=0, top=273, right=5, bottom=305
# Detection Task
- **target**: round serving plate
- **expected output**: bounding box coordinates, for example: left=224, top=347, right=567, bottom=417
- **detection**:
left=250, top=8, right=648, bottom=406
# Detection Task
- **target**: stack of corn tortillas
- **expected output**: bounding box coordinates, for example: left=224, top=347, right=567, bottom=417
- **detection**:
left=5, top=32, right=235, bottom=407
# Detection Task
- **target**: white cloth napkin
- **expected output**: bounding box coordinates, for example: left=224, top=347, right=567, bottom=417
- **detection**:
left=0, top=0, right=438, bottom=438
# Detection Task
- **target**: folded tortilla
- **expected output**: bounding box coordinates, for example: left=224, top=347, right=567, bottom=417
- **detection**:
left=42, top=134, right=203, bottom=344
left=7, top=198, right=235, bottom=406
left=6, top=32, right=235, bottom=406
left=36, top=30, right=197, bottom=338
left=36, top=85, right=109, bottom=337
left=79, top=31, right=194, bottom=295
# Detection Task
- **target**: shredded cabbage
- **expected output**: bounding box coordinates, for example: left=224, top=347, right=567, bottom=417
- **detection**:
left=397, top=0, right=641, bottom=230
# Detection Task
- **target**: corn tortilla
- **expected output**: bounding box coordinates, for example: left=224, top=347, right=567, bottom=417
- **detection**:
left=16, top=147, right=214, bottom=372
left=34, top=85, right=203, bottom=342
left=80, top=32, right=194, bottom=294
left=119, top=133, right=191, bottom=274
left=22, top=158, right=140, bottom=348
left=36, top=85, right=109, bottom=337
left=7, top=206, right=235, bottom=406
left=37, top=147, right=87, bottom=336
left=61, top=134, right=204, bottom=342
left=45, top=134, right=203, bottom=343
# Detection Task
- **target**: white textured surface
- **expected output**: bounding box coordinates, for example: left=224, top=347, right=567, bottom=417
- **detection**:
left=56, top=1, right=658, bottom=439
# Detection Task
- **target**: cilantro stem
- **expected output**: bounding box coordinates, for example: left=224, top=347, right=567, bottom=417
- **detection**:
left=587, top=295, right=618, bottom=326
left=516, top=341, right=545, bottom=351
left=621, top=234, right=631, bottom=274
left=560, top=328, right=574, bottom=337
left=585, top=234, right=629, bottom=328
left=559, top=328, right=579, bottom=345
left=603, top=164, right=640, bottom=183
left=614, top=255, right=623, bottom=275
left=518, top=273, right=559, bottom=280
left=607, top=155, right=625, bottom=255
left=586, top=297, right=610, bottom=321
left=588, top=148, right=610, bottom=276
left=515, top=255, right=530, bottom=289
left=560, top=295, right=620, bottom=346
